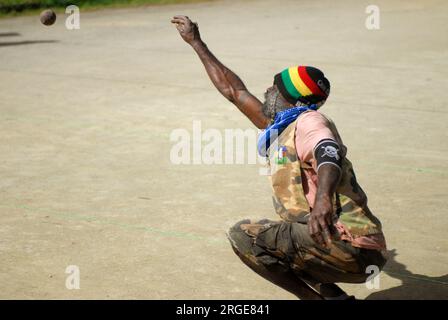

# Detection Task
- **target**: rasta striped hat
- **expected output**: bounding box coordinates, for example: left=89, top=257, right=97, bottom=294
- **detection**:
left=274, top=66, right=330, bottom=106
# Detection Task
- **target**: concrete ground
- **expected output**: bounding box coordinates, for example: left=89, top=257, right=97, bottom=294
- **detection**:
left=0, top=0, right=447, bottom=299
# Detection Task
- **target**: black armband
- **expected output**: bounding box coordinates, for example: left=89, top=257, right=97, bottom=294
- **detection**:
left=314, top=139, right=342, bottom=171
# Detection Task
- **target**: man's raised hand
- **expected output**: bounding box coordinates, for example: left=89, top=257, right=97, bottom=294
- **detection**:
left=171, top=15, right=201, bottom=45
left=170, top=15, right=269, bottom=129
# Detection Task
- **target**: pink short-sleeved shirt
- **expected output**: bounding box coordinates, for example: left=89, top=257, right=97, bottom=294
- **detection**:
left=295, top=111, right=336, bottom=207
left=294, top=111, right=386, bottom=250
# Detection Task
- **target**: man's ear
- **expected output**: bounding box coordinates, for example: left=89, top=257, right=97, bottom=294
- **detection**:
left=275, top=89, right=293, bottom=107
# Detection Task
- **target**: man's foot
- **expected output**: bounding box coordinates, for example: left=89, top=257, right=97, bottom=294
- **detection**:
left=323, top=293, right=356, bottom=300
left=304, top=281, right=356, bottom=300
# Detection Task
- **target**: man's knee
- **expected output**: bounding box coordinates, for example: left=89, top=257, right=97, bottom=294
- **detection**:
left=226, top=219, right=252, bottom=253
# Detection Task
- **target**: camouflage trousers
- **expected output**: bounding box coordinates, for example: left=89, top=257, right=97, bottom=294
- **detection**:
left=227, top=219, right=387, bottom=284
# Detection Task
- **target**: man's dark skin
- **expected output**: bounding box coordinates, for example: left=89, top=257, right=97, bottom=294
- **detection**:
left=172, top=15, right=344, bottom=299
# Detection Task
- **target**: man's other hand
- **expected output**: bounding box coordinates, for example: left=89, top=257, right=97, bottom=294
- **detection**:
left=308, top=194, right=334, bottom=247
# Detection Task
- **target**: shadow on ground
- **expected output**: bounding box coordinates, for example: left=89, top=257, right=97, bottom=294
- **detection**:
left=0, top=40, right=58, bottom=47
left=366, top=249, right=448, bottom=299
left=0, top=32, right=21, bottom=37
left=0, top=32, right=58, bottom=47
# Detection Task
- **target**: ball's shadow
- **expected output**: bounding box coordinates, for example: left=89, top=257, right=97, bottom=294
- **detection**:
left=0, top=40, right=59, bottom=47
left=0, top=32, right=21, bottom=37
left=0, top=31, right=58, bottom=47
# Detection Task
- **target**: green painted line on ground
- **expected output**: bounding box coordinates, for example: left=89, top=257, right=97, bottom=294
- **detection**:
left=1, top=201, right=446, bottom=287
left=1, top=202, right=228, bottom=245
left=356, top=160, right=448, bottom=175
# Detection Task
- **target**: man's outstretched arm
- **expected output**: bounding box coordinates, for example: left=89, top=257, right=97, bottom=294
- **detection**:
left=171, top=15, right=270, bottom=129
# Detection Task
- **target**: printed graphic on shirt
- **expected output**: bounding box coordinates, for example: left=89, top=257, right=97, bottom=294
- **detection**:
left=276, top=146, right=288, bottom=165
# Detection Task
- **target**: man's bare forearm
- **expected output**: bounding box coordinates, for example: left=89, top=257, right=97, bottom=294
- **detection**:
left=190, top=40, right=269, bottom=129
left=191, top=40, right=245, bottom=101
left=172, top=15, right=269, bottom=128
left=314, top=164, right=341, bottom=206
left=308, top=163, right=342, bottom=245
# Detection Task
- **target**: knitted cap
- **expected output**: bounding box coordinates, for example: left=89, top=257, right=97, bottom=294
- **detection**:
left=274, top=66, right=330, bottom=105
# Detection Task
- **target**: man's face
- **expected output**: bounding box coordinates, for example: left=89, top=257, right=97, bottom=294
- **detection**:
left=261, top=85, right=291, bottom=121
